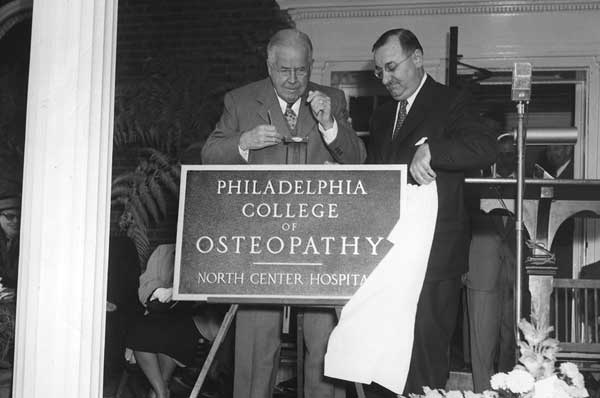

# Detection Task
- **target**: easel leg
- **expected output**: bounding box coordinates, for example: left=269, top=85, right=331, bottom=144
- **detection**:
left=188, top=304, right=238, bottom=398
left=297, top=311, right=304, bottom=398
left=334, top=307, right=366, bottom=398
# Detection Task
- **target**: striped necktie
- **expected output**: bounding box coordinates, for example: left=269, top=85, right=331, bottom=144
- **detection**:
left=392, top=100, right=408, bottom=139
left=284, top=103, right=297, bottom=134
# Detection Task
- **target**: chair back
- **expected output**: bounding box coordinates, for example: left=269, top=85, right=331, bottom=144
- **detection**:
left=551, top=278, right=600, bottom=370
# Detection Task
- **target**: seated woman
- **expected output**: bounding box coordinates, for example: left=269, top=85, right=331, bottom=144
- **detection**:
left=126, top=244, right=222, bottom=398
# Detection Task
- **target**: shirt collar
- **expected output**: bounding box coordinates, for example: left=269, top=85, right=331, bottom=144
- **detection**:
left=393, top=73, right=428, bottom=131
left=275, top=90, right=301, bottom=115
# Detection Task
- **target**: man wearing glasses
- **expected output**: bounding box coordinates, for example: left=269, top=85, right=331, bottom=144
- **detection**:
left=202, top=29, right=365, bottom=398
left=368, top=29, right=497, bottom=394
left=0, top=195, right=20, bottom=292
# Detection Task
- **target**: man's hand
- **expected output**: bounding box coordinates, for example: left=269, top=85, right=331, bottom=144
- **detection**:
left=239, top=125, right=283, bottom=150
left=150, top=287, right=173, bottom=303
left=410, top=143, right=437, bottom=185
left=307, top=90, right=334, bottom=130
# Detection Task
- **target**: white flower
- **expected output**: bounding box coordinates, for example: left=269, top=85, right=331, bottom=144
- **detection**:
left=490, top=372, right=508, bottom=390
left=560, top=362, right=580, bottom=379
left=505, top=369, right=535, bottom=393
left=482, top=391, right=499, bottom=398
left=519, top=318, right=551, bottom=346
left=555, top=376, right=589, bottom=398
left=463, top=391, right=485, bottom=398
left=421, top=387, right=445, bottom=398
left=571, top=373, right=586, bottom=389
left=533, top=375, right=559, bottom=398
left=446, top=391, right=463, bottom=398
left=553, top=378, right=580, bottom=398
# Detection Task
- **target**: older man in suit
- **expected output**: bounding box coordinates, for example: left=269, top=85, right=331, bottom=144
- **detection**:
left=202, top=28, right=365, bottom=398
left=367, top=28, right=497, bottom=394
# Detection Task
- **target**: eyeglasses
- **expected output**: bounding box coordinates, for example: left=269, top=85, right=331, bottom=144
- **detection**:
left=276, top=67, right=309, bottom=78
left=0, top=212, right=19, bottom=222
left=373, top=52, right=414, bottom=80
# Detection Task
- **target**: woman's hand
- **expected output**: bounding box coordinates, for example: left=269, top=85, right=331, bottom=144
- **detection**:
left=150, top=287, right=173, bottom=303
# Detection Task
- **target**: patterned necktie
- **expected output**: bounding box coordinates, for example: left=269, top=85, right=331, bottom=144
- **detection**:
left=284, top=103, right=297, bottom=134
left=392, top=100, right=408, bottom=139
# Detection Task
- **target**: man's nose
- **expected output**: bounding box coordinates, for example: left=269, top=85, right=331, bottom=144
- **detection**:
left=381, top=70, right=392, bottom=85
left=287, top=70, right=297, bottom=83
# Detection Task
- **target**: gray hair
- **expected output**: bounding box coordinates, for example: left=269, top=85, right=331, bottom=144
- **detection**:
left=267, top=29, right=313, bottom=64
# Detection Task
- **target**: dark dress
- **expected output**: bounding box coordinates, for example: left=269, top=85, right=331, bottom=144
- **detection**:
left=104, top=236, right=143, bottom=378
left=125, top=244, right=202, bottom=367
left=125, top=301, right=201, bottom=366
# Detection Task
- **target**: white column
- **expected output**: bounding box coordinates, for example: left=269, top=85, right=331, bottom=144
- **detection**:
left=13, top=0, right=117, bottom=397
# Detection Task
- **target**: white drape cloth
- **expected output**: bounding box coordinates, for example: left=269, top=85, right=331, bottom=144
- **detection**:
left=324, top=182, right=439, bottom=394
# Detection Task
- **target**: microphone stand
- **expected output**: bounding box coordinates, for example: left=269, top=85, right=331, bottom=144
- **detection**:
left=515, top=100, right=526, bottom=343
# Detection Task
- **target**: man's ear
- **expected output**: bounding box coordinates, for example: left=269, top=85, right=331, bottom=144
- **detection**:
left=412, top=49, right=424, bottom=67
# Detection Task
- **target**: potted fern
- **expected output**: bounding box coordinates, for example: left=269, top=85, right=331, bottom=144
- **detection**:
left=111, top=57, right=229, bottom=264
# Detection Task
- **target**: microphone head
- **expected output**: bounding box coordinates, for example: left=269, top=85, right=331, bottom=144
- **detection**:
left=511, top=62, right=532, bottom=102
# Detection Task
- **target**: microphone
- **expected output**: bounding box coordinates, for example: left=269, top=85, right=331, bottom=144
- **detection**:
left=511, top=62, right=532, bottom=102
left=497, top=127, right=578, bottom=145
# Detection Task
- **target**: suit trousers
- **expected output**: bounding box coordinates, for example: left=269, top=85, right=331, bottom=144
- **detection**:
left=233, top=305, right=345, bottom=398
left=468, top=274, right=515, bottom=392
left=404, top=278, right=462, bottom=395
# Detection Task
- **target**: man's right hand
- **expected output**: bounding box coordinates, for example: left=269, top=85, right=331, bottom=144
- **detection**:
left=239, top=125, right=283, bottom=150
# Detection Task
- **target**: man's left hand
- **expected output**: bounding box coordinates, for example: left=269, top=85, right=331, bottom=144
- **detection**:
left=307, top=90, right=334, bottom=130
left=410, top=143, right=437, bottom=185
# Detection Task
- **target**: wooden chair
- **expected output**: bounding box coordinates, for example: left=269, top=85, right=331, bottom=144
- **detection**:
left=551, top=278, right=600, bottom=371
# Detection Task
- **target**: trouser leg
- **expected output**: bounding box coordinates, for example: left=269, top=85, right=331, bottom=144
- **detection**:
left=467, top=288, right=501, bottom=392
left=404, top=278, right=462, bottom=395
left=234, top=306, right=282, bottom=398
left=303, top=308, right=345, bottom=398
left=498, top=263, right=516, bottom=372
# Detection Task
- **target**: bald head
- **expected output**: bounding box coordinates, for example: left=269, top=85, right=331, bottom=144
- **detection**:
left=267, top=29, right=313, bottom=65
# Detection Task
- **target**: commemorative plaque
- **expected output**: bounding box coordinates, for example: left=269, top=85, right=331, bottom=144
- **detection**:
left=173, top=165, right=406, bottom=304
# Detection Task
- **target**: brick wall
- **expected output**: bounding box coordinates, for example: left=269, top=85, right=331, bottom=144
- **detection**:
left=116, top=0, right=291, bottom=81
left=111, top=0, right=293, bottom=260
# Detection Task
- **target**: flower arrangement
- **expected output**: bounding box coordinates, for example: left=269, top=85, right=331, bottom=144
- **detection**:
left=405, top=315, right=589, bottom=398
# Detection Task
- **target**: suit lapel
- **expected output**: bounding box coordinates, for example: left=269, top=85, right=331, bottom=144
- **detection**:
left=392, top=75, right=432, bottom=144
left=377, top=104, right=397, bottom=162
left=256, top=79, right=292, bottom=138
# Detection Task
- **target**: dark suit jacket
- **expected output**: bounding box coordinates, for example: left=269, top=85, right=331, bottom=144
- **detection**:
left=202, top=78, right=366, bottom=165
left=368, top=75, right=497, bottom=281
left=465, top=212, right=515, bottom=291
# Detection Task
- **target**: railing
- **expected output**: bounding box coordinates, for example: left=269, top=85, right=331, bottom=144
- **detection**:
left=551, top=278, right=600, bottom=367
